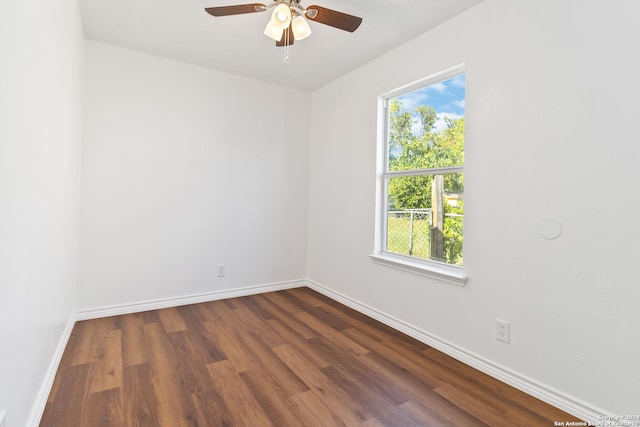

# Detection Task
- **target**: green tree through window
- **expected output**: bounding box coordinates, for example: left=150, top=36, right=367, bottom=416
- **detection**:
left=383, top=72, right=465, bottom=266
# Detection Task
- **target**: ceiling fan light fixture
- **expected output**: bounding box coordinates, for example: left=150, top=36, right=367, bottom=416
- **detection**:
left=291, top=14, right=311, bottom=40
left=204, top=1, right=363, bottom=56
left=270, top=3, right=291, bottom=31
left=264, top=20, right=284, bottom=41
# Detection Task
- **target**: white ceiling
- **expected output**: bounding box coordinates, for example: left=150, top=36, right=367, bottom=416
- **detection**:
left=79, top=0, right=485, bottom=91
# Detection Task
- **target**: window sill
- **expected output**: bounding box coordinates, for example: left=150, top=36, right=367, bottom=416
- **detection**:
left=369, top=253, right=468, bottom=286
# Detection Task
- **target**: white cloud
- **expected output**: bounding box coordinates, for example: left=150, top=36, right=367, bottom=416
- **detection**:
left=454, top=99, right=465, bottom=109
left=428, top=82, right=447, bottom=93
left=408, top=112, right=462, bottom=136
left=410, top=117, right=422, bottom=136
left=433, top=112, right=462, bottom=133
left=397, top=91, right=430, bottom=112
left=449, top=74, right=466, bottom=88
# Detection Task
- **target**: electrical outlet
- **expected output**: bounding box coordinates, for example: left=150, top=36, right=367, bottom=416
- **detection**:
left=216, top=264, right=226, bottom=277
left=496, top=319, right=510, bottom=343
left=0, top=410, right=7, bottom=427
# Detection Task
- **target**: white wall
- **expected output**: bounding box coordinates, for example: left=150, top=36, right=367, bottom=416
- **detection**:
left=78, top=41, right=310, bottom=310
left=0, top=0, right=84, bottom=425
left=308, top=0, right=640, bottom=417
left=3, top=0, right=638, bottom=423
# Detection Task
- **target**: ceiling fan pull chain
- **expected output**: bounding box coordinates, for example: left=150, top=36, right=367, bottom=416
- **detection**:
left=283, top=26, right=290, bottom=62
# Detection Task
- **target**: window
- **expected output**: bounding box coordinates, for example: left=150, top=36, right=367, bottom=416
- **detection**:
left=372, top=65, right=467, bottom=285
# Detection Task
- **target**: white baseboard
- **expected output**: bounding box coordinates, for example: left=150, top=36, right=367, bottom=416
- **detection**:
left=28, top=280, right=305, bottom=426
left=75, top=279, right=306, bottom=320
left=28, top=315, right=76, bottom=427
left=305, top=279, right=604, bottom=425
left=31, top=279, right=603, bottom=426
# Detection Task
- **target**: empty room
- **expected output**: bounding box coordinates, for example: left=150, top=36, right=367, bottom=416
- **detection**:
left=1, top=0, right=639, bottom=425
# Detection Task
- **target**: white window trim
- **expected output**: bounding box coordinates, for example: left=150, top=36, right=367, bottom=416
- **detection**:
left=369, top=253, right=467, bottom=286
left=372, top=64, right=468, bottom=286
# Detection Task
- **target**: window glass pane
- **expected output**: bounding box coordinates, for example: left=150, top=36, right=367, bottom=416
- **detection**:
left=386, top=173, right=464, bottom=265
left=388, top=74, right=465, bottom=171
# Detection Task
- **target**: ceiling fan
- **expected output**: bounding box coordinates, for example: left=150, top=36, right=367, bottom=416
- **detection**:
left=204, top=0, right=362, bottom=47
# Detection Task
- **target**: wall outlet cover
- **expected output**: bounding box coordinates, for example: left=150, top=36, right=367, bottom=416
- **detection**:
left=496, top=319, right=510, bottom=343
left=216, top=264, right=226, bottom=277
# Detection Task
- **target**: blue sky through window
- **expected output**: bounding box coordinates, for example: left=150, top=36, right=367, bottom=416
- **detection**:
left=396, top=73, right=465, bottom=134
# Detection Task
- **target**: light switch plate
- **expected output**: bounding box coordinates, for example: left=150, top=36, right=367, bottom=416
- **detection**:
left=0, top=409, right=7, bottom=427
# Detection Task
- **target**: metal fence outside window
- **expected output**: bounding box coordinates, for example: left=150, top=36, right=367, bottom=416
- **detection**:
left=387, top=208, right=463, bottom=260
left=387, top=209, right=432, bottom=258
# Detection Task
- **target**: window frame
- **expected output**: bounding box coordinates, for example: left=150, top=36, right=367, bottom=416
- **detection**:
left=371, top=64, right=468, bottom=286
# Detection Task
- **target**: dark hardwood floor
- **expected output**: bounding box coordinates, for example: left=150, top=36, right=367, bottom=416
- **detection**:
left=41, top=287, right=583, bottom=426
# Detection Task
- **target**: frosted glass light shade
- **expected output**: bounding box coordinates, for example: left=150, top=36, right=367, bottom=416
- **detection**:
left=291, top=15, right=311, bottom=40
left=264, top=20, right=283, bottom=41
left=270, top=3, right=291, bottom=31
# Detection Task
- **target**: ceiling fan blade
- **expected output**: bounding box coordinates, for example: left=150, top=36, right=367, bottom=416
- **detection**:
left=305, top=5, right=362, bottom=32
left=205, top=3, right=267, bottom=17
left=275, top=25, right=295, bottom=47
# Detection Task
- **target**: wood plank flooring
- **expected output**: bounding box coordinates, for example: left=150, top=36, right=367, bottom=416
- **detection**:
left=41, top=288, right=584, bottom=426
